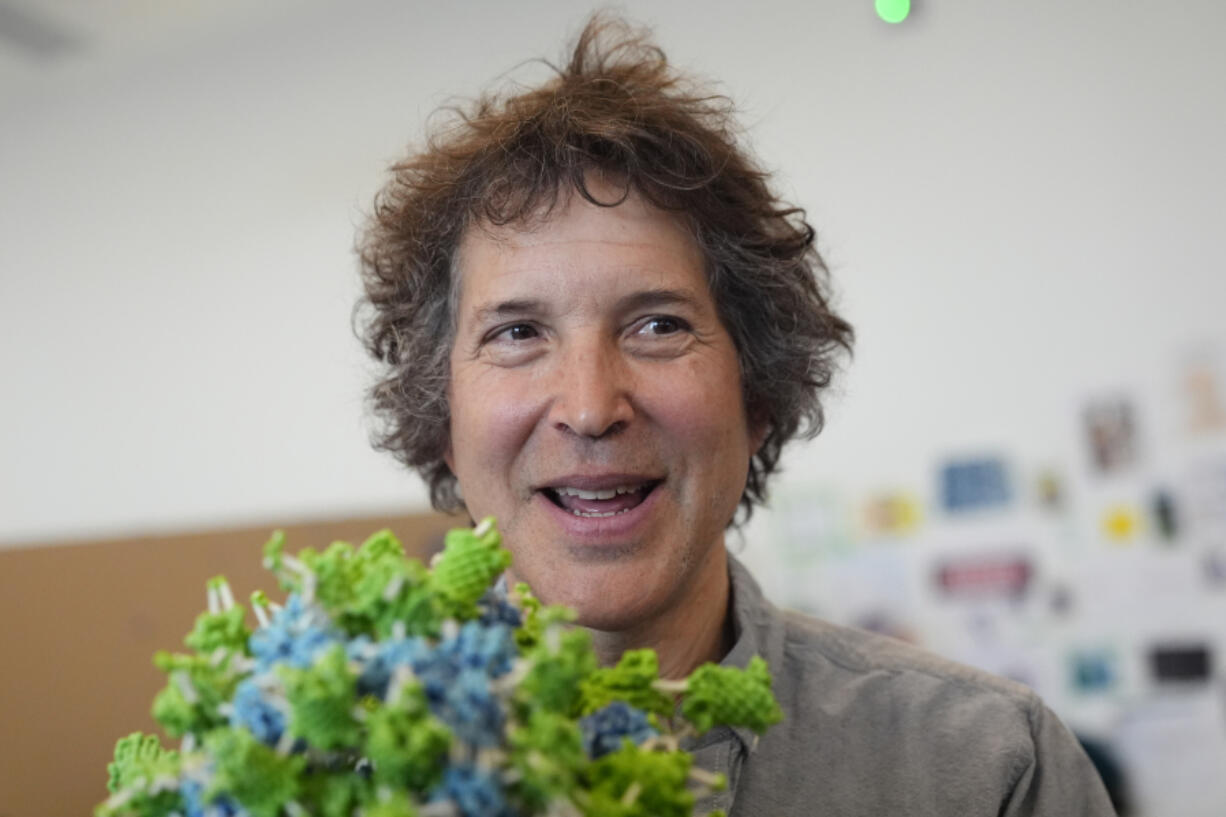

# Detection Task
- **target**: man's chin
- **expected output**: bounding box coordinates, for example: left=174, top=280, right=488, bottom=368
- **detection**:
left=569, top=601, right=657, bottom=634
left=524, top=577, right=660, bottom=633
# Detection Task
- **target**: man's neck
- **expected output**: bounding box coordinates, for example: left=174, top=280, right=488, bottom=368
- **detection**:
left=586, top=545, right=733, bottom=680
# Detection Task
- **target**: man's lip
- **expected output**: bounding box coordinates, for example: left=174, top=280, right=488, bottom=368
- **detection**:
left=536, top=473, right=664, bottom=492
left=534, top=479, right=663, bottom=544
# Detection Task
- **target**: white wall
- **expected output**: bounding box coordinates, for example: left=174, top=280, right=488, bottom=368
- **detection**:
left=4, top=0, right=1222, bottom=545
left=3, top=0, right=1222, bottom=545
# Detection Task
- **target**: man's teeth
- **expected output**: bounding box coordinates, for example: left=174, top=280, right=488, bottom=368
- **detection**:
left=550, top=484, right=649, bottom=517
left=554, top=485, right=642, bottom=500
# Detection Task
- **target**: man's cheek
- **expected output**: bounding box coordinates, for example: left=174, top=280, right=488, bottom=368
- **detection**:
left=461, top=391, right=546, bottom=468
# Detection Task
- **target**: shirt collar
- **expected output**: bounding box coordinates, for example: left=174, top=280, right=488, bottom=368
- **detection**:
left=498, top=553, right=783, bottom=753
left=708, top=550, right=786, bottom=755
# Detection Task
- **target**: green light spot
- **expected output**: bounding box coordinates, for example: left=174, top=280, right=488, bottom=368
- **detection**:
left=875, top=0, right=911, bottom=24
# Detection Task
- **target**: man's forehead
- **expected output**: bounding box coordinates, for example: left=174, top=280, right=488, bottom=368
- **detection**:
left=454, top=194, right=703, bottom=305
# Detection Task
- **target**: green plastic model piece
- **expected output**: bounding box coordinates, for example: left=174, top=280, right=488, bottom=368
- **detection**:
left=357, top=527, right=406, bottom=560
left=578, top=743, right=695, bottom=817
left=517, top=627, right=597, bottom=715
left=298, top=540, right=366, bottom=612
left=97, top=516, right=784, bottom=817
left=430, top=516, right=511, bottom=617
left=279, top=644, right=361, bottom=751
left=580, top=650, right=674, bottom=719
left=105, top=733, right=180, bottom=793
left=512, top=582, right=577, bottom=651
left=184, top=578, right=250, bottom=654
left=203, top=728, right=305, bottom=817
left=507, top=709, right=586, bottom=811
left=149, top=683, right=198, bottom=740
left=303, top=528, right=443, bottom=638
left=364, top=681, right=451, bottom=791
left=250, top=589, right=272, bottom=627
left=362, top=789, right=420, bottom=817
left=298, top=530, right=409, bottom=621
left=262, top=530, right=293, bottom=591
left=299, top=770, right=373, bottom=817
left=150, top=651, right=240, bottom=738
left=357, top=557, right=440, bottom=639
left=98, top=732, right=183, bottom=817
left=679, top=656, right=782, bottom=735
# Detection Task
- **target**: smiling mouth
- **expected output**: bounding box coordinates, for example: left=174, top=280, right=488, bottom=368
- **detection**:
left=541, top=481, right=661, bottom=518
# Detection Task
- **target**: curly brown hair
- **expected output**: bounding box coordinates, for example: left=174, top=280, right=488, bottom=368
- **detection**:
left=354, top=14, right=853, bottom=522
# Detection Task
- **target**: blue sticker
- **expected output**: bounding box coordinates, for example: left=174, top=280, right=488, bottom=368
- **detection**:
left=1069, top=648, right=1118, bottom=693
left=940, top=457, right=1011, bottom=512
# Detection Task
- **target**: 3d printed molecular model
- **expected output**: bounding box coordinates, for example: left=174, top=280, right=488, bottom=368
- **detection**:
left=97, top=517, right=781, bottom=817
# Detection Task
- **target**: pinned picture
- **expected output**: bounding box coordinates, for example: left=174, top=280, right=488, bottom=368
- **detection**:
left=1083, top=397, right=1139, bottom=474
left=772, top=485, right=852, bottom=560
left=1101, top=504, right=1142, bottom=544
left=1068, top=647, right=1119, bottom=694
left=1149, top=643, right=1212, bottom=684
left=861, top=492, right=922, bottom=538
left=1202, top=548, right=1226, bottom=587
left=1182, top=458, right=1226, bottom=542
left=933, top=552, right=1034, bottom=601
left=1047, top=582, right=1076, bottom=616
left=1150, top=489, right=1179, bottom=543
left=1036, top=468, right=1065, bottom=512
left=1180, top=343, right=1226, bottom=434
left=939, top=456, right=1011, bottom=513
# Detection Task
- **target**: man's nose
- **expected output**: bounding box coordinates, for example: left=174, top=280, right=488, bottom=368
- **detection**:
left=547, top=337, right=633, bottom=439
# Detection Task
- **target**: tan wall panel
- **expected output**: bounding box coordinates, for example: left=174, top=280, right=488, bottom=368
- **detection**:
left=0, top=511, right=464, bottom=817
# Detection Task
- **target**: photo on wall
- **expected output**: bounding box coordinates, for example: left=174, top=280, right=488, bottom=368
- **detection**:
left=1084, top=397, right=1140, bottom=475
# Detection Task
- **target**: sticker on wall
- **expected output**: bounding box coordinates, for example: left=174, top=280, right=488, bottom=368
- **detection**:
left=1150, top=489, right=1180, bottom=542
left=1101, top=504, right=1142, bottom=544
left=939, top=456, right=1011, bottom=513
left=771, top=485, right=853, bottom=562
left=1068, top=647, right=1120, bottom=694
left=1203, top=548, right=1226, bottom=587
left=1036, top=468, right=1065, bottom=512
left=1180, top=343, right=1226, bottom=435
left=861, top=492, right=922, bottom=538
left=933, top=552, right=1034, bottom=601
left=1047, top=582, right=1076, bottom=616
left=1182, top=458, right=1226, bottom=544
left=1149, top=643, right=1212, bottom=684
left=1084, top=397, right=1140, bottom=474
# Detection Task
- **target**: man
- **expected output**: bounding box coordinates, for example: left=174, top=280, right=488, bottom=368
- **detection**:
left=355, top=15, right=1116, bottom=816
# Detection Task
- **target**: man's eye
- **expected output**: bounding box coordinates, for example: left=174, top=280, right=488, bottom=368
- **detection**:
left=500, top=323, right=539, bottom=341
left=642, top=316, right=686, bottom=335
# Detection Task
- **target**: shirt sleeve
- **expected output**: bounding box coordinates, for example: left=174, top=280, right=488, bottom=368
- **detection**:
left=1000, top=697, right=1119, bottom=817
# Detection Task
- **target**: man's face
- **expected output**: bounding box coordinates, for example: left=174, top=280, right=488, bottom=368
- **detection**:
left=445, top=180, right=763, bottom=632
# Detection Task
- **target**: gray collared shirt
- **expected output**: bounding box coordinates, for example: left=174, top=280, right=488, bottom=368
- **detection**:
left=687, top=555, right=1118, bottom=816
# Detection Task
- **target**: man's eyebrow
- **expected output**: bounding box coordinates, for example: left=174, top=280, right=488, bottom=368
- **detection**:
left=471, top=288, right=702, bottom=325
left=616, top=287, right=702, bottom=313
left=472, top=298, right=550, bottom=325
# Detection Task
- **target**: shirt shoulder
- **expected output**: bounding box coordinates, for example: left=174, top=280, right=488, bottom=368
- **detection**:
left=780, top=608, right=1037, bottom=708
left=775, top=607, right=1041, bottom=766
left=726, top=610, right=1092, bottom=816
left=719, top=559, right=1116, bottom=816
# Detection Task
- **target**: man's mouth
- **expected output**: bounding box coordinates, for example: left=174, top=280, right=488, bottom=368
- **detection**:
left=540, top=481, right=661, bottom=518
